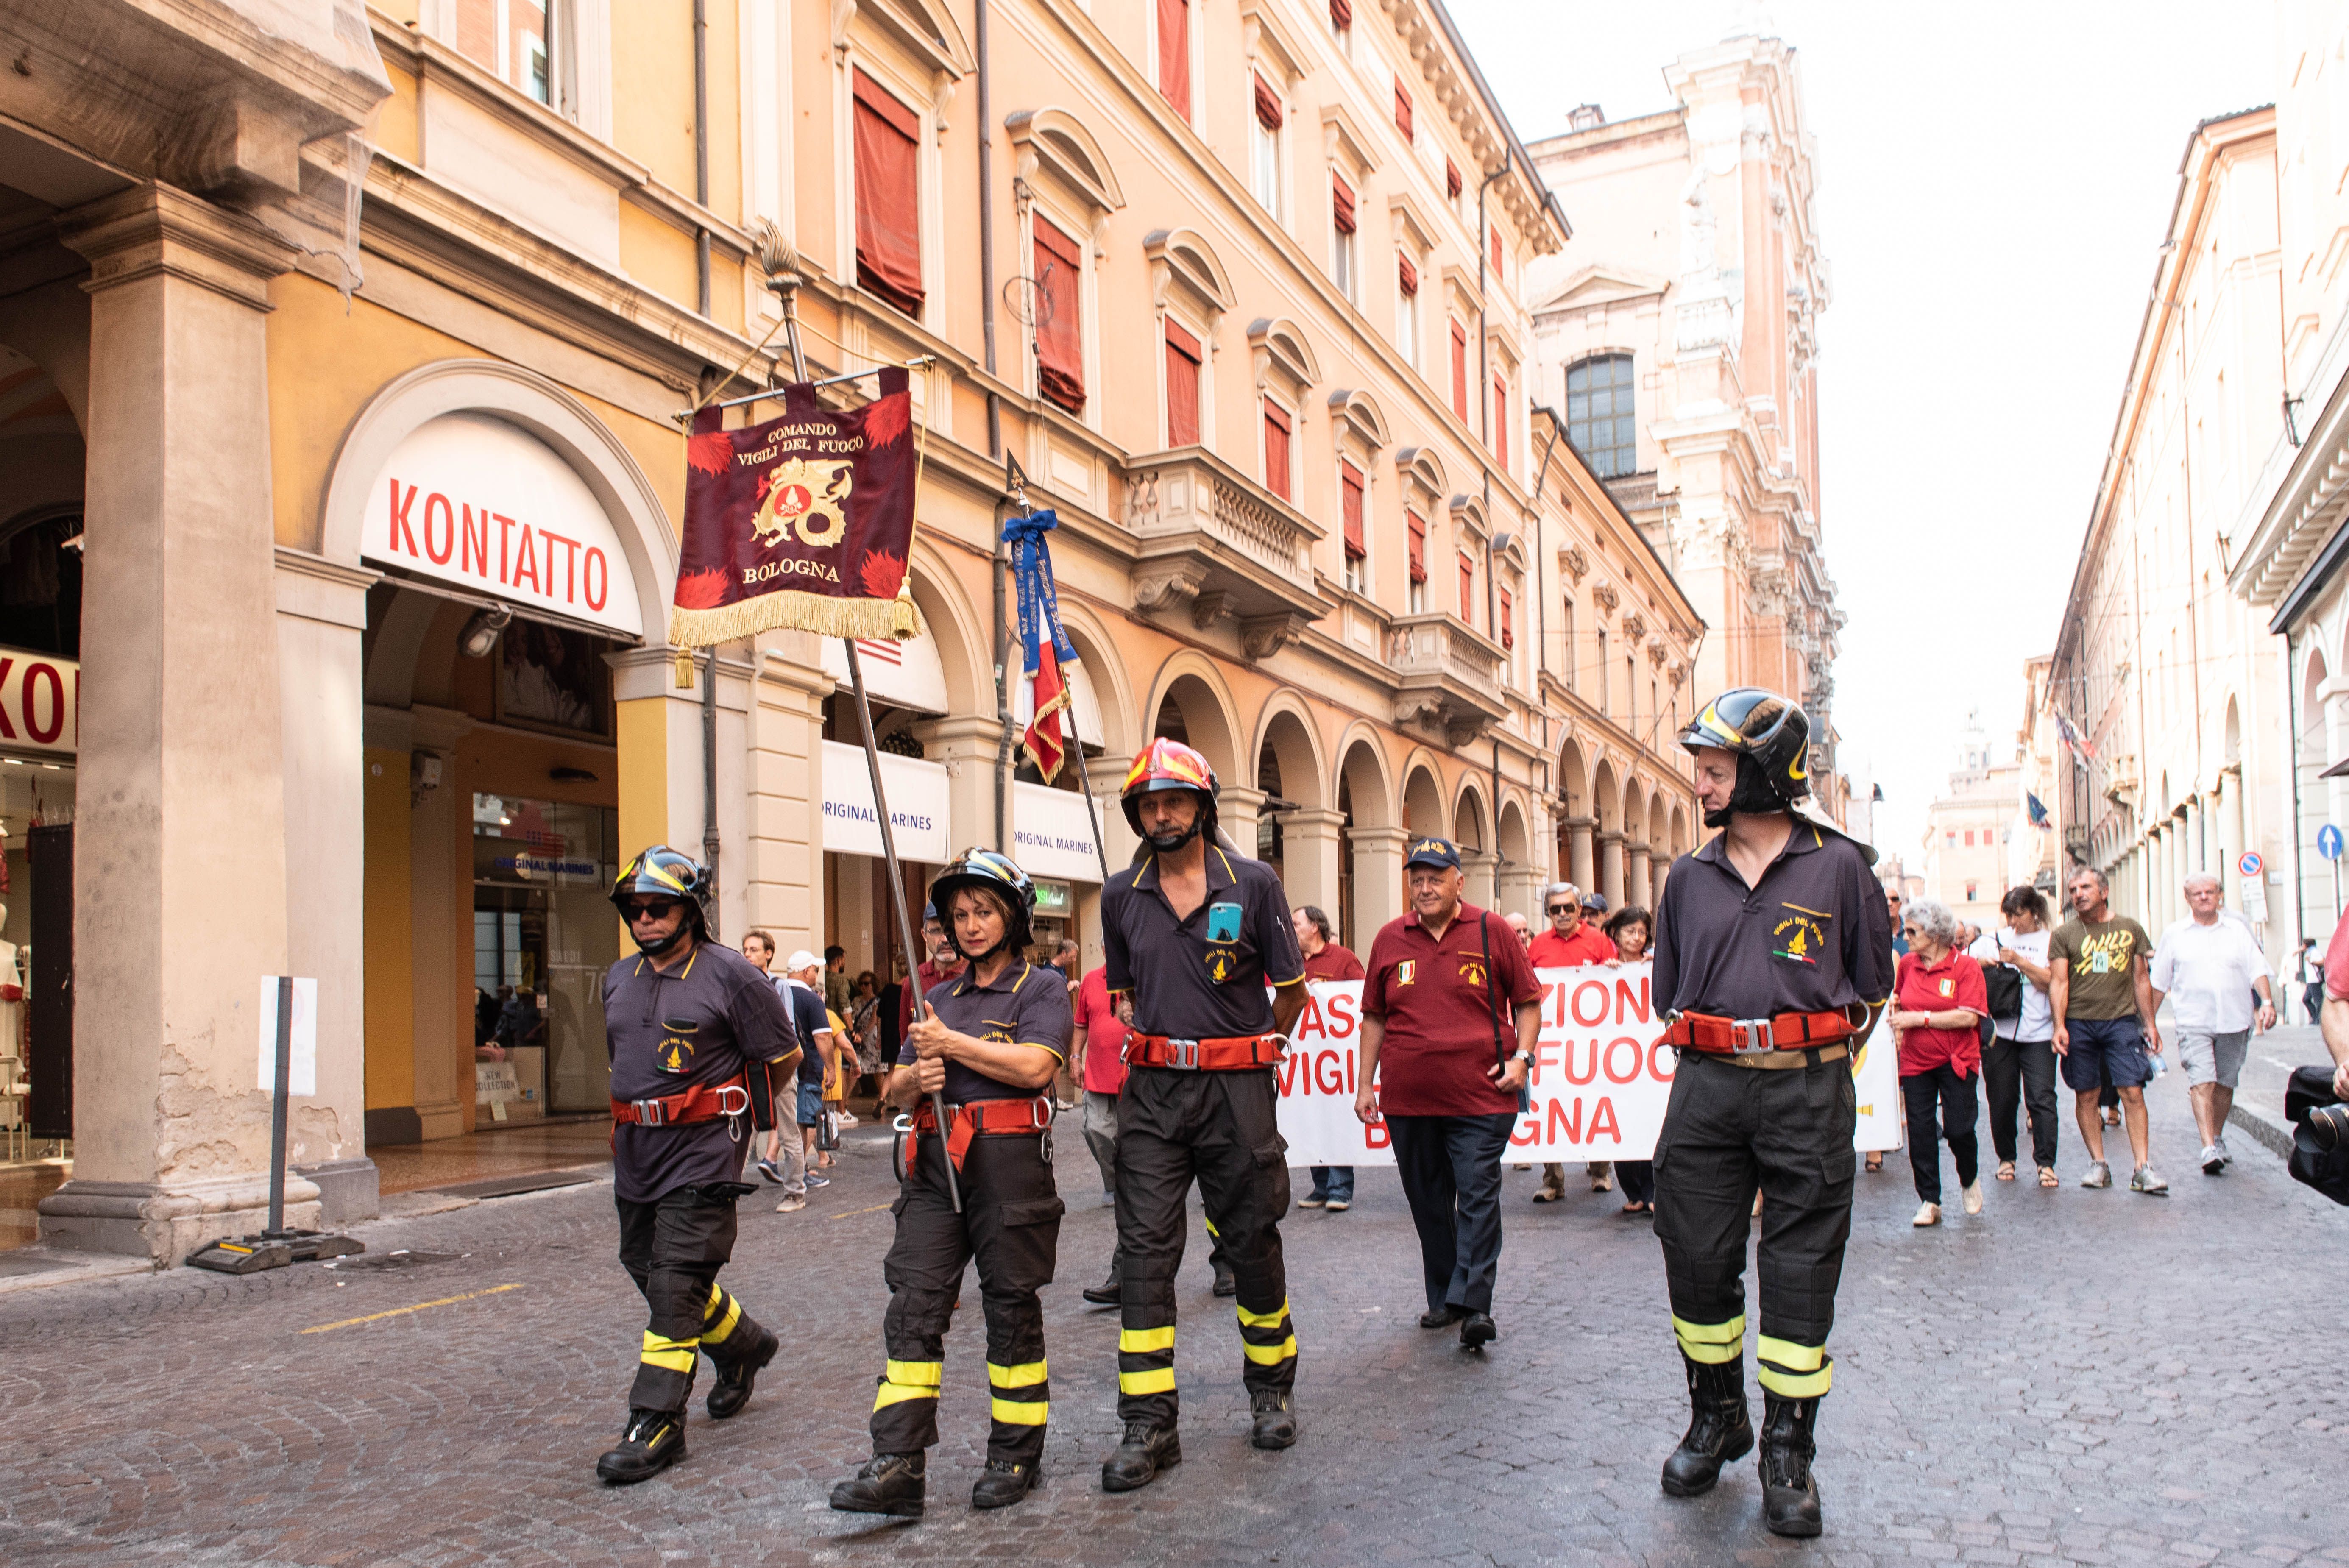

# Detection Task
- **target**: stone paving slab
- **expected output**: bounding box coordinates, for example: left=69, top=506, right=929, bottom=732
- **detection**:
left=1, top=1072, right=2345, bottom=1566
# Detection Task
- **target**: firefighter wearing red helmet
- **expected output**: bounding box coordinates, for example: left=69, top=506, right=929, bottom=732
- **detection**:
left=1648, top=691, right=1892, bottom=1537
left=1095, top=737, right=1309, bottom=1491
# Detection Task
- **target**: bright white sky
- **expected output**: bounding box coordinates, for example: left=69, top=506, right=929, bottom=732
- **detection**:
left=1445, top=0, right=2277, bottom=854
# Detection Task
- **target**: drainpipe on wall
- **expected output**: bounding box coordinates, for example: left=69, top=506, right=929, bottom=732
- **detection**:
left=977, top=0, right=1002, bottom=457
left=693, top=0, right=711, bottom=315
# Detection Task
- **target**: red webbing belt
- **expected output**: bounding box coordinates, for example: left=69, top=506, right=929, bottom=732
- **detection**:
left=611, top=1072, right=752, bottom=1127
left=910, top=1095, right=1052, bottom=1173
left=1123, top=1032, right=1285, bottom=1072
left=1660, top=1009, right=1857, bottom=1055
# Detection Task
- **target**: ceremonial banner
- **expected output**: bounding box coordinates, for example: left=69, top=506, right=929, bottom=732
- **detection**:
left=1276, top=964, right=1903, bottom=1165
left=1003, top=508, right=1079, bottom=782
left=670, top=366, right=923, bottom=647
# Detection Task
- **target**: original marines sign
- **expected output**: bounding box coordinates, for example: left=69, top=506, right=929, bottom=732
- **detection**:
left=361, top=413, right=646, bottom=637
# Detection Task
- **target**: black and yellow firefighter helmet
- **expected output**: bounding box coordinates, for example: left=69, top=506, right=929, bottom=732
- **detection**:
left=1677, top=688, right=1812, bottom=804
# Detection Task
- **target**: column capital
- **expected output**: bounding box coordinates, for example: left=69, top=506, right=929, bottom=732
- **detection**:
left=1350, top=824, right=1412, bottom=849
left=1596, top=828, right=1625, bottom=847
left=59, top=183, right=299, bottom=311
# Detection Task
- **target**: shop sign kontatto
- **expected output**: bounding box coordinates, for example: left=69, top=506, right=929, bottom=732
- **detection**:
left=362, top=413, right=646, bottom=637
left=820, top=740, right=950, bottom=863
left=0, top=647, right=77, bottom=755
left=1011, top=780, right=1106, bottom=884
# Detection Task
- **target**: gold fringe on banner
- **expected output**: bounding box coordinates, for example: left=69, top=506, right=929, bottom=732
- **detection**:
left=669, top=590, right=929, bottom=652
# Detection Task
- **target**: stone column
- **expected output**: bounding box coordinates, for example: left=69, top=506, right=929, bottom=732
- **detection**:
left=1461, top=849, right=1500, bottom=913
left=1219, top=785, right=1267, bottom=864
left=1497, top=855, right=1545, bottom=924
left=1349, top=826, right=1409, bottom=948
left=1283, top=808, right=1346, bottom=925
left=1566, top=816, right=1596, bottom=891
left=1597, top=830, right=1626, bottom=908
left=746, top=639, right=830, bottom=957
left=40, top=186, right=307, bottom=1262
left=1629, top=843, right=1653, bottom=910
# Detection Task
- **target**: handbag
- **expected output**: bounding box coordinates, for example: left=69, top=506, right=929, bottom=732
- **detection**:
left=1979, top=931, right=2024, bottom=1021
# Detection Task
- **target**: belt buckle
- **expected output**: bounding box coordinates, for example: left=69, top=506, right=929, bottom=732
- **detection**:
left=633, top=1097, right=666, bottom=1128
left=1167, top=1038, right=1201, bottom=1070
left=1730, top=1019, right=1775, bottom=1056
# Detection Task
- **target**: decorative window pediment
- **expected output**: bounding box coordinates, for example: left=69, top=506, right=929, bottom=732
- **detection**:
left=1144, top=227, right=1234, bottom=323
left=1005, top=108, right=1125, bottom=212
left=837, top=0, right=974, bottom=79
left=1248, top=316, right=1320, bottom=397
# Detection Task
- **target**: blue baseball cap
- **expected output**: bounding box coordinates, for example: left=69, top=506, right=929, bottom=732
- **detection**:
left=1404, top=836, right=1461, bottom=871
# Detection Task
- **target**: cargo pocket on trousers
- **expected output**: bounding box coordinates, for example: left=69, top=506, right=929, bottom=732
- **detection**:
left=1253, top=1136, right=1294, bottom=1214
left=998, top=1196, right=1066, bottom=1285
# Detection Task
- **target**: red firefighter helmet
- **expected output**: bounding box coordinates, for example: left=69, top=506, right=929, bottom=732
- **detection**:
left=1120, top=736, right=1219, bottom=837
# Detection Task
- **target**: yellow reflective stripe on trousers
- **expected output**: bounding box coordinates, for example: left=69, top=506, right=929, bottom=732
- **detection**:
left=990, top=1396, right=1050, bottom=1426
left=988, top=1360, right=1048, bottom=1389
left=874, top=1381, right=939, bottom=1409
left=1242, top=1334, right=1297, bottom=1365
left=1670, top=1313, right=1747, bottom=1345
left=1118, top=1367, right=1177, bottom=1395
left=702, top=1292, right=742, bottom=1346
left=639, top=1330, right=697, bottom=1373
left=1755, top=1335, right=1824, bottom=1372
left=1236, top=1298, right=1291, bottom=1328
left=1118, top=1326, right=1176, bottom=1354
left=1756, top=1360, right=1833, bottom=1398
left=885, top=1359, right=944, bottom=1387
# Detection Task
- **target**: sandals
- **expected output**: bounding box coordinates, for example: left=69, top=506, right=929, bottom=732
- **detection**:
left=1864, top=1153, right=1883, bottom=1173
left=2037, top=1166, right=2059, bottom=1188
left=1995, top=1162, right=2016, bottom=1182
left=1619, top=1200, right=1651, bottom=1216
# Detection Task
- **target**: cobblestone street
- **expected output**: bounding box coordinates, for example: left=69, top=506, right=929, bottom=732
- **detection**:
left=3, top=1067, right=2346, bottom=1568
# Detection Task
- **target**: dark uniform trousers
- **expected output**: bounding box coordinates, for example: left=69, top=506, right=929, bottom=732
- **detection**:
left=1652, top=1052, right=1853, bottom=1402
left=870, top=1128, right=1064, bottom=1466
left=616, top=1183, right=768, bottom=1413
left=1385, top=1112, right=1517, bottom=1315
left=1114, top=1065, right=1297, bottom=1427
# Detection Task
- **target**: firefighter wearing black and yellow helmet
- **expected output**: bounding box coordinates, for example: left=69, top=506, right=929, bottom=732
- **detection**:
left=596, top=846, right=801, bottom=1484
left=829, top=849, right=1070, bottom=1518
left=1096, top=738, right=1309, bottom=1492
left=1648, top=691, right=1892, bottom=1537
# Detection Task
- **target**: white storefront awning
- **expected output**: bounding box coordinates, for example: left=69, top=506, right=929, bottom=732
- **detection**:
left=820, top=634, right=951, bottom=715
left=1011, top=779, right=1109, bottom=884
left=1011, top=655, right=1107, bottom=752
left=360, top=412, right=645, bottom=638
left=822, top=740, right=952, bottom=863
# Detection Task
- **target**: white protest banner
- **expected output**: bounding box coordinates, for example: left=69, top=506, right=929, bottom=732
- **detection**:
left=1275, top=964, right=1902, bottom=1165
left=256, top=977, right=319, bottom=1098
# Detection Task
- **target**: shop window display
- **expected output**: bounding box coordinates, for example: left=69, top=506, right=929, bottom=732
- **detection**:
left=472, top=793, right=620, bottom=1116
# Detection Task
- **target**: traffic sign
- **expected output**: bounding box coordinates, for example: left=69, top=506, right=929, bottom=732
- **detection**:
left=2239, top=850, right=2264, bottom=878
left=2321, top=825, right=2345, bottom=862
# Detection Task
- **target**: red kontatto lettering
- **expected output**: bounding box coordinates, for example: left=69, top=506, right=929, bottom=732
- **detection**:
left=423, top=493, right=455, bottom=565
left=24, top=663, right=62, bottom=744
left=1572, top=980, right=1610, bottom=1027
left=1604, top=1037, right=1643, bottom=1084
left=538, top=528, right=580, bottom=603
left=387, top=479, right=419, bottom=555
left=513, top=525, right=541, bottom=594
left=584, top=547, right=608, bottom=611
left=461, top=504, right=489, bottom=575
left=0, top=658, right=18, bottom=739
left=498, top=513, right=518, bottom=584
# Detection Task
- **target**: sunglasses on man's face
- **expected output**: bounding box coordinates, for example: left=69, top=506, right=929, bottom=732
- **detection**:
left=1546, top=905, right=1573, bottom=916
left=621, top=900, right=681, bottom=923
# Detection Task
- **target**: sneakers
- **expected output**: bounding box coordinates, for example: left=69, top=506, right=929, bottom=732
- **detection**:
left=836, top=1111, right=860, bottom=1128
left=2080, top=1161, right=2112, bottom=1189
left=1961, top=1182, right=1984, bottom=1216
left=776, top=1194, right=808, bottom=1213
left=830, top=1451, right=926, bottom=1517
left=2201, top=1144, right=2226, bottom=1176
left=805, top=1173, right=831, bottom=1189
left=1912, top=1202, right=1941, bottom=1228
left=971, top=1457, right=1041, bottom=1509
left=1324, top=1199, right=1349, bottom=1212
left=2215, top=1136, right=2233, bottom=1167
left=1101, top=1421, right=1181, bottom=1492
left=1249, top=1388, right=1297, bottom=1449
left=755, top=1158, right=782, bottom=1184
left=2131, top=1163, right=2169, bottom=1194
left=596, top=1408, right=687, bottom=1484
left=1296, top=1195, right=1328, bottom=1209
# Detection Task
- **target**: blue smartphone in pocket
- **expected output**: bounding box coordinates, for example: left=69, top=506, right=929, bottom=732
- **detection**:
left=1206, top=902, right=1243, bottom=943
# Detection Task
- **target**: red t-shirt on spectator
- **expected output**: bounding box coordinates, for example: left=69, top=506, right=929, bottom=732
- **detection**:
left=1073, top=965, right=1129, bottom=1095
left=1526, top=924, right=1617, bottom=969
left=1363, top=903, right=1543, bottom=1116
left=899, top=956, right=965, bottom=1037
left=2324, top=908, right=2349, bottom=1000
left=1301, top=942, right=1366, bottom=982
left=1893, top=949, right=1987, bottom=1077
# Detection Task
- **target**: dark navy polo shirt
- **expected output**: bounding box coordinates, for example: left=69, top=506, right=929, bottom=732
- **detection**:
left=603, top=940, right=798, bottom=1203
left=1101, top=845, right=1305, bottom=1041
left=1651, top=820, right=1894, bottom=1022
left=897, top=958, right=1072, bottom=1102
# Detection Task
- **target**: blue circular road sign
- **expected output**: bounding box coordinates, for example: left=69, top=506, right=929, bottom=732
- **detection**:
left=2322, top=825, right=2345, bottom=862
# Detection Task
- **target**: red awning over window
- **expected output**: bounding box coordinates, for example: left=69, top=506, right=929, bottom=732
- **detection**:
left=852, top=70, right=923, bottom=317
left=1457, top=554, right=1476, bottom=622
left=1398, top=254, right=1418, bottom=295
left=1394, top=78, right=1413, bottom=139
left=1157, top=0, right=1190, bottom=121
left=1341, top=460, right=1365, bottom=560
left=1263, top=398, right=1293, bottom=501
left=1449, top=323, right=1468, bottom=421
left=1332, top=173, right=1356, bottom=234
left=1499, top=587, right=1514, bottom=649
left=1034, top=217, right=1085, bottom=413
left=1490, top=225, right=1505, bottom=281
left=1330, top=0, right=1352, bottom=27
left=1407, top=510, right=1427, bottom=584
left=1254, top=73, right=1283, bottom=130
left=1494, top=376, right=1508, bottom=466
left=1165, top=319, right=1201, bottom=446
left=1446, top=157, right=1462, bottom=200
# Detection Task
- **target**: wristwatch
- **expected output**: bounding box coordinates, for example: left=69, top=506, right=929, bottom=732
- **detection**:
left=1511, top=1048, right=1533, bottom=1065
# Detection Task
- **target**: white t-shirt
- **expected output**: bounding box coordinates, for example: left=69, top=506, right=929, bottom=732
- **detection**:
left=1971, top=927, right=2054, bottom=1042
left=2150, top=916, right=2271, bottom=1033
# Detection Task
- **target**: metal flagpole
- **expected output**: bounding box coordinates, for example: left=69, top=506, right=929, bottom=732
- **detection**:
left=768, top=263, right=959, bottom=1210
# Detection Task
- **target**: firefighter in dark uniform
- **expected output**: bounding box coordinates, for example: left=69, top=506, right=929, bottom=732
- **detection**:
left=596, top=846, right=800, bottom=1484
left=1098, top=738, right=1310, bottom=1492
left=1650, top=691, right=1893, bottom=1537
left=830, top=849, right=1070, bottom=1518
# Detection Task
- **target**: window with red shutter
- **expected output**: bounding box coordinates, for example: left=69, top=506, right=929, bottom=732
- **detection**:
left=1157, top=0, right=1190, bottom=121
left=1263, top=398, right=1293, bottom=501
left=1332, top=173, right=1356, bottom=233
left=1449, top=322, right=1468, bottom=421
left=1254, top=73, right=1283, bottom=130
left=1398, top=254, right=1418, bottom=295
left=1489, top=225, right=1504, bottom=281
left=852, top=70, right=924, bottom=317
left=1446, top=157, right=1462, bottom=200
left=1330, top=0, right=1352, bottom=27
left=1165, top=319, right=1201, bottom=446
left=1499, top=587, right=1514, bottom=649
left=1407, top=510, right=1427, bottom=583
left=1394, top=78, right=1413, bottom=139
left=1458, top=554, right=1476, bottom=621
left=1033, top=217, right=1085, bottom=413
left=1340, top=460, right=1365, bottom=560
left=1494, top=375, right=1508, bottom=467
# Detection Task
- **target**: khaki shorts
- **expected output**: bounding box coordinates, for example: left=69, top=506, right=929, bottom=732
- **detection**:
left=2173, top=1028, right=2249, bottom=1088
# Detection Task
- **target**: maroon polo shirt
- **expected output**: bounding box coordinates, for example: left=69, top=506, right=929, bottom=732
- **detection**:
left=1301, top=941, right=1366, bottom=982
left=1362, top=902, right=1542, bottom=1116
left=1526, top=924, right=1616, bottom=969
left=1893, top=948, right=1987, bottom=1078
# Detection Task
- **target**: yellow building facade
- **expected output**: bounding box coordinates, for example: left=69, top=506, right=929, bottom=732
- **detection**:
left=1, top=0, right=1700, bottom=1264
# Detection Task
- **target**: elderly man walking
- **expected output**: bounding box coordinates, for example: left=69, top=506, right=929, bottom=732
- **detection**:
left=2150, top=873, right=2276, bottom=1175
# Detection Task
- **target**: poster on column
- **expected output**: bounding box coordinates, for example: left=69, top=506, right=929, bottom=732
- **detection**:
left=1275, top=966, right=1903, bottom=1165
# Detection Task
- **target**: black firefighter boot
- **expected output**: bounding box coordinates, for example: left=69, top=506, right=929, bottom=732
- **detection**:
left=829, top=1451, right=927, bottom=1518
left=1249, top=1388, right=1296, bottom=1449
left=1658, top=1355, right=1753, bottom=1497
left=1100, top=1421, right=1183, bottom=1492
left=971, top=1457, right=1043, bottom=1509
left=596, top=1408, right=688, bottom=1484
left=705, top=1320, right=779, bottom=1420
left=1757, top=1393, right=1823, bottom=1538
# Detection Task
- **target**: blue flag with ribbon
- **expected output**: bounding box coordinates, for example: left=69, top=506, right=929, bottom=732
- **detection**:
left=1003, top=508, right=1081, bottom=782
left=2026, top=792, right=2049, bottom=829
